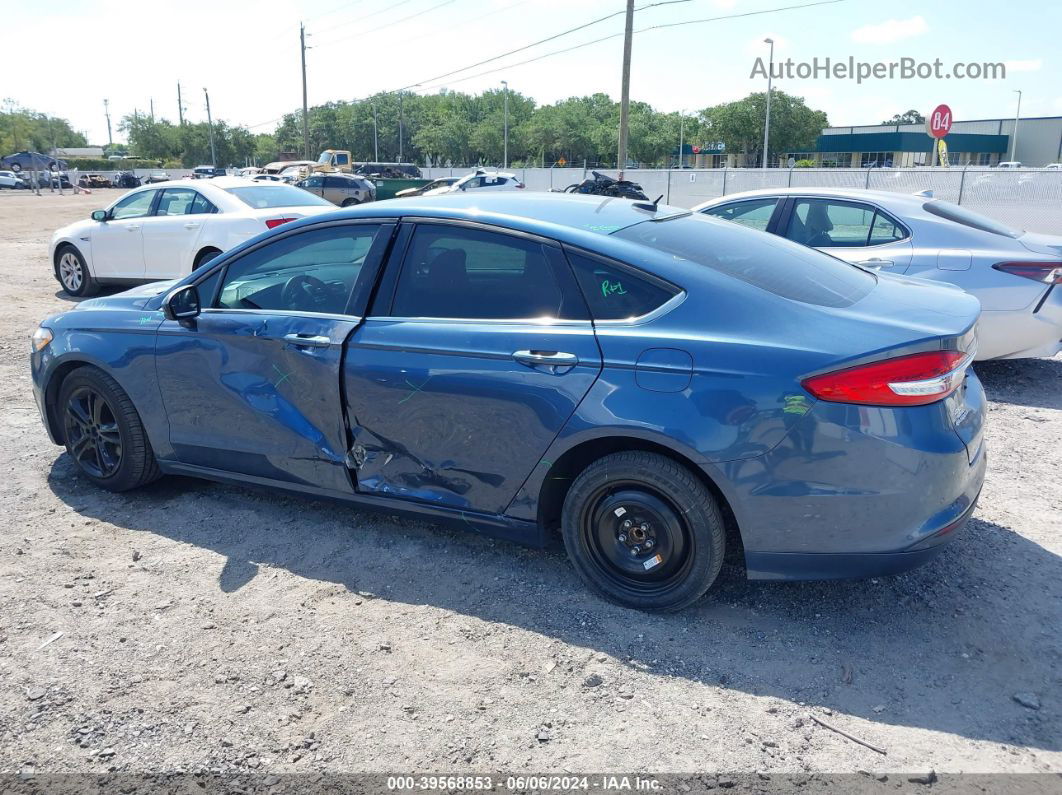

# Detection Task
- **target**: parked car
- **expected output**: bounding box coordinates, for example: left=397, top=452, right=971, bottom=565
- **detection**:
left=352, top=162, right=422, bottom=178
left=2, top=150, right=65, bottom=172
left=296, top=173, right=376, bottom=206
left=144, top=172, right=172, bottom=184
left=394, top=177, right=458, bottom=198
left=279, top=165, right=311, bottom=183
left=0, top=169, right=22, bottom=188
left=251, top=173, right=285, bottom=183
left=49, top=177, right=336, bottom=296
left=695, top=188, right=1062, bottom=360
left=78, top=174, right=112, bottom=189
left=996, top=161, right=1022, bottom=168
left=32, top=194, right=985, bottom=611
left=112, top=171, right=142, bottom=189
left=427, top=169, right=525, bottom=195
left=192, top=166, right=226, bottom=179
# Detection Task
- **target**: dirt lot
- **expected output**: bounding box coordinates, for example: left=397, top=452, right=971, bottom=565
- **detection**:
left=0, top=191, right=1059, bottom=780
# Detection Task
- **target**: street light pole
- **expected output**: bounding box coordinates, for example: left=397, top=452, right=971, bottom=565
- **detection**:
left=678, top=109, right=684, bottom=169
left=203, top=88, right=217, bottom=167
left=300, top=22, right=310, bottom=160
left=1010, top=89, right=1022, bottom=163
left=501, top=80, right=509, bottom=169
left=399, top=93, right=404, bottom=162
left=762, top=37, right=774, bottom=169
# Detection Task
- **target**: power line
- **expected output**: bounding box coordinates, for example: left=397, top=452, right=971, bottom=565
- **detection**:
left=318, top=0, right=419, bottom=36
left=389, top=0, right=702, bottom=92
left=314, top=0, right=458, bottom=49
left=410, top=0, right=845, bottom=93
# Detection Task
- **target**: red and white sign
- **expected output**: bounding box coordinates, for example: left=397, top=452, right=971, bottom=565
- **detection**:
left=926, top=104, right=953, bottom=139
left=692, top=145, right=701, bottom=154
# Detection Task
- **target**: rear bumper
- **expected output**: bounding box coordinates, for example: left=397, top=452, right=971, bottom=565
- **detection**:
left=745, top=478, right=983, bottom=581
left=976, top=291, right=1062, bottom=360
left=716, top=376, right=988, bottom=581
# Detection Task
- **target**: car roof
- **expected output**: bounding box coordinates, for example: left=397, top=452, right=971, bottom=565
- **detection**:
left=697, top=187, right=932, bottom=211
left=314, top=192, right=678, bottom=249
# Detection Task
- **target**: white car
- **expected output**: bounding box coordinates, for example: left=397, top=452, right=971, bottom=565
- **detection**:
left=695, top=188, right=1062, bottom=360
left=425, top=170, right=524, bottom=196
left=0, top=170, right=21, bottom=189
left=50, top=177, right=336, bottom=296
left=251, top=173, right=285, bottom=183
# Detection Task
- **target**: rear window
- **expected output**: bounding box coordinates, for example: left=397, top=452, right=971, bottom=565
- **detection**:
left=923, top=200, right=1021, bottom=238
left=224, top=185, right=332, bottom=209
left=613, top=213, right=876, bottom=308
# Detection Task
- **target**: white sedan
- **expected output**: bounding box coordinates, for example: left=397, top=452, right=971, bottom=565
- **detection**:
left=695, top=187, right=1062, bottom=360
left=50, top=177, right=336, bottom=296
left=425, top=169, right=525, bottom=195
left=0, top=170, right=21, bottom=189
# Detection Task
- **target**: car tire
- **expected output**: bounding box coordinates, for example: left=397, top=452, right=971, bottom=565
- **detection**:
left=561, top=451, right=726, bottom=612
left=58, top=367, right=161, bottom=492
left=193, top=248, right=222, bottom=269
left=10, top=163, right=21, bottom=172
left=55, top=245, right=99, bottom=297
left=341, top=198, right=360, bottom=207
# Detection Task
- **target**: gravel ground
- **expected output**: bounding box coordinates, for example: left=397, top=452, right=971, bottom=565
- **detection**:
left=0, top=191, right=1059, bottom=780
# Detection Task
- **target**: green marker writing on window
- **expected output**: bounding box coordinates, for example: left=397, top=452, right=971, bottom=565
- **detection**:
left=601, top=279, right=628, bottom=298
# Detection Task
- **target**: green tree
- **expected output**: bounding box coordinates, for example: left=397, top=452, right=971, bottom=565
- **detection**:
left=0, top=99, right=87, bottom=154
left=699, top=91, right=827, bottom=166
left=881, top=110, right=925, bottom=125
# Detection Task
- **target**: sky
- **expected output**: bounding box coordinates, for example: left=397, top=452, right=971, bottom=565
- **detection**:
left=3, top=0, right=1059, bottom=145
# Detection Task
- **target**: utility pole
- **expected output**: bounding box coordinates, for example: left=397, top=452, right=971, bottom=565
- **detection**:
left=150, top=98, right=155, bottom=123
left=1010, top=89, right=1023, bottom=163
left=300, top=22, right=310, bottom=159
left=399, top=93, right=404, bottom=162
left=501, top=80, right=509, bottom=169
left=762, top=37, right=775, bottom=169
left=203, top=88, right=218, bottom=167
left=372, top=104, right=379, bottom=161
left=616, top=0, right=634, bottom=178
left=177, top=82, right=184, bottom=125
left=103, top=99, right=113, bottom=146
left=678, top=109, right=684, bottom=169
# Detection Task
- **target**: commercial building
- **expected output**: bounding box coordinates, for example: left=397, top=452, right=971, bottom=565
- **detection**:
left=685, top=115, right=1062, bottom=168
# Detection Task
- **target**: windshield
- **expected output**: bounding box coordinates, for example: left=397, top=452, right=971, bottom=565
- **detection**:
left=317, top=152, right=332, bottom=164
left=923, top=200, right=1022, bottom=238
left=224, top=185, right=332, bottom=209
left=614, top=212, right=876, bottom=308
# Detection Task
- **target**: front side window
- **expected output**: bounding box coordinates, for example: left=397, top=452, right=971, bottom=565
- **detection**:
left=390, top=225, right=580, bottom=320
left=215, top=224, right=380, bottom=314
left=567, top=251, right=680, bottom=321
left=702, top=198, right=778, bottom=232
left=155, top=188, right=198, bottom=216
left=110, top=190, right=156, bottom=220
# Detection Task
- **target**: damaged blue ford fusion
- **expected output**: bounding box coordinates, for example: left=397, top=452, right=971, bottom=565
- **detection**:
left=30, top=192, right=986, bottom=611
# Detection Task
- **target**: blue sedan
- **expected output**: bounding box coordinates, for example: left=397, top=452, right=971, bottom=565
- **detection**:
left=30, top=193, right=986, bottom=611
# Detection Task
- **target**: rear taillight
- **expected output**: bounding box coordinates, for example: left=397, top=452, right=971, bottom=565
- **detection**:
left=802, top=351, right=972, bottom=407
left=992, top=261, right=1062, bottom=284
left=265, top=217, right=296, bottom=229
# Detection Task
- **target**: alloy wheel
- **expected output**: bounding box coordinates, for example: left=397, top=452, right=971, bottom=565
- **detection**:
left=64, top=386, right=123, bottom=478
left=59, top=252, right=83, bottom=292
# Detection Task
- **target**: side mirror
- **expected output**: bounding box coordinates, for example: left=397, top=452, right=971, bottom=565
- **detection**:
left=91, top=209, right=108, bottom=222
left=163, top=284, right=201, bottom=321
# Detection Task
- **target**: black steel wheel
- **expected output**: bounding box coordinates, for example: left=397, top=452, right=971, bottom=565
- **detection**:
left=562, top=451, right=726, bottom=611
left=58, top=368, right=161, bottom=491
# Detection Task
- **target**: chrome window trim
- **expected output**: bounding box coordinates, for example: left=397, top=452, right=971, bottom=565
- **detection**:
left=362, top=315, right=595, bottom=329
left=590, top=290, right=687, bottom=327
left=198, top=307, right=361, bottom=322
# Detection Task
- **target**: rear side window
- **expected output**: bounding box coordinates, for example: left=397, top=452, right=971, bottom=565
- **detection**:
left=190, top=192, right=217, bottom=214
left=923, top=200, right=1022, bottom=237
left=701, top=198, right=778, bottom=232
left=390, top=225, right=582, bottom=320
left=567, top=250, right=679, bottom=321
left=614, top=213, right=875, bottom=308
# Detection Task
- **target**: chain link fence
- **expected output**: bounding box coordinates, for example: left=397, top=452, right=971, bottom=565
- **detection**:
left=419, top=166, right=1062, bottom=234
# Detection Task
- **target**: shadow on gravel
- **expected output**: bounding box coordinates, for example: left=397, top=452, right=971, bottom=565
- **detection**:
left=974, top=356, right=1062, bottom=410
left=53, top=286, right=125, bottom=304
left=48, top=452, right=1061, bottom=753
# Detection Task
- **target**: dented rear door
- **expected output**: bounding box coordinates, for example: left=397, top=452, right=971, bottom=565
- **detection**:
left=342, top=220, right=602, bottom=515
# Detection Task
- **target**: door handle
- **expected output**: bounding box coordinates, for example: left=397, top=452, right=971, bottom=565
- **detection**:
left=126, top=224, right=140, bottom=232
left=513, top=350, right=579, bottom=367
left=183, top=222, right=200, bottom=230
left=283, top=333, right=331, bottom=348
left=856, top=258, right=893, bottom=268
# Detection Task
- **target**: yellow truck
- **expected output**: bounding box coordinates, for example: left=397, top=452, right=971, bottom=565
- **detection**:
left=314, top=150, right=430, bottom=198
